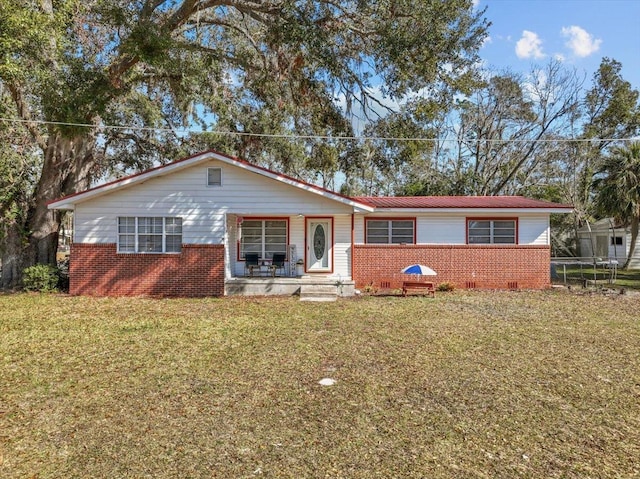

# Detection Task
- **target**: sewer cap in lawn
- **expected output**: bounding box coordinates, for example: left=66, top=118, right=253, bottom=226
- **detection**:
left=318, top=378, right=336, bottom=386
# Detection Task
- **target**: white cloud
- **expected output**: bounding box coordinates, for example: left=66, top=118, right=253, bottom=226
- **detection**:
left=561, top=25, right=602, bottom=58
left=481, top=35, right=492, bottom=47
left=515, top=30, right=545, bottom=59
left=494, top=34, right=512, bottom=42
left=554, top=53, right=566, bottom=62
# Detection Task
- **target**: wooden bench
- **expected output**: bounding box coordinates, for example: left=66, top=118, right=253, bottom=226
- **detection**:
left=402, top=281, right=435, bottom=297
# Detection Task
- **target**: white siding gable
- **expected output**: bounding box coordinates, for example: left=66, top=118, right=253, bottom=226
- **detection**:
left=74, top=159, right=353, bottom=244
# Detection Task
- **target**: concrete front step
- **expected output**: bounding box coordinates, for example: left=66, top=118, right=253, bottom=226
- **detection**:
left=299, top=284, right=338, bottom=302
left=225, top=277, right=354, bottom=297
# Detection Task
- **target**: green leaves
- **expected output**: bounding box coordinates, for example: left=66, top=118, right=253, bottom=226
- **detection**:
left=593, top=143, right=640, bottom=268
left=594, top=143, right=640, bottom=219
left=1, top=0, right=491, bottom=179
left=373, top=0, right=487, bottom=97
left=584, top=58, right=640, bottom=144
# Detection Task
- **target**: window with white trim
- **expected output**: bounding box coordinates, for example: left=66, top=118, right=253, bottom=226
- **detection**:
left=467, top=219, right=516, bottom=244
left=366, top=219, right=415, bottom=244
left=240, top=219, right=287, bottom=259
left=118, top=217, right=182, bottom=253
left=207, top=167, right=222, bottom=186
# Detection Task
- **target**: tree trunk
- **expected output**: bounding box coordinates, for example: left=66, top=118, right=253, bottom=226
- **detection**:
left=1, top=131, right=96, bottom=289
left=0, top=218, right=25, bottom=289
left=623, top=215, right=639, bottom=270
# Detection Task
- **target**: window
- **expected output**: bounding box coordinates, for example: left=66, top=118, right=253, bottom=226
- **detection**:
left=240, top=219, right=287, bottom=260
left=467, top=219, right=516, bottom=244
left=207, top=167, right=222, bottom=186
left=611, top=236, right=623, bottom=246
left=366, top=219, right=415, bottom=244
left=118, top=217, right=182, bottom=253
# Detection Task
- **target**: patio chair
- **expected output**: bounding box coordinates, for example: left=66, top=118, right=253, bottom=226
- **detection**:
left=245, top=253, right=260, bottom=277
left=269, top=252, right=286, bottom=277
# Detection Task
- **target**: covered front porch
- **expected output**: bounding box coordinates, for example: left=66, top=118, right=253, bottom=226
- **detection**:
left=224, top=213, right=354, bottom=282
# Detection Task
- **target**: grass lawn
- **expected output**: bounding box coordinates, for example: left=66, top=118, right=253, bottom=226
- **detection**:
left=2, top=291, right=639, bottom=478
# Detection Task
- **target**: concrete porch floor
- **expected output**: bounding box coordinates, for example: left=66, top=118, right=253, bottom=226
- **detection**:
left=225, top=276, right=356, bottom=297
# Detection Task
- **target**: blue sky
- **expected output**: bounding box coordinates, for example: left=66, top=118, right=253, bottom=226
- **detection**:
left=347, top=0, right=639, bottom=132
left=477, top=0, right=640, bottom=90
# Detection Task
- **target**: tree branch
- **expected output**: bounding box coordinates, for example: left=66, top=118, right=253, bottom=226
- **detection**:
left=5, top=83, right=48, bottom=152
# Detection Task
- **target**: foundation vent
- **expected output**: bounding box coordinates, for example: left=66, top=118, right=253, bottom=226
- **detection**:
left=508, top=281, right=518, bottom=290
left=465, top=281, right=477, bottom=289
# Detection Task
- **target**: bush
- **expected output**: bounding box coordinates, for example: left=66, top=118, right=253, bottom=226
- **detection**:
left=362, top=282, right=378, bottom=294
left=437, top=281, right=456, bottom=292
left=22, top=264, right=60, bottom=292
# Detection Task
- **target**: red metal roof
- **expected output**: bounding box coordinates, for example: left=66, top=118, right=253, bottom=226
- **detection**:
left=353, top=196, right=573, bottom=209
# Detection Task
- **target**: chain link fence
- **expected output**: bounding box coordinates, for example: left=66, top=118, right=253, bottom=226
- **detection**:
left=551, top=257, right=620, bottom=287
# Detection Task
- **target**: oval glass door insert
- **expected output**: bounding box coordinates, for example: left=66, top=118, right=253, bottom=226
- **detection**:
left=313, top=224, right=326, bottom=261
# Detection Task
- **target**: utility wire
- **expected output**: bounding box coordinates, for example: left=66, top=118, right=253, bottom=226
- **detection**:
left=0, top=116, right=637, bottom=143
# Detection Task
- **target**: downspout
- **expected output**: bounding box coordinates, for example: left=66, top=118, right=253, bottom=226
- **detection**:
left=584, top=219, right=597, bottom=283
left=223, top=213, right=230, bottom=280
left=351, top=212, right=355, bottom=281
left=608, top=218, right=617, bottom=261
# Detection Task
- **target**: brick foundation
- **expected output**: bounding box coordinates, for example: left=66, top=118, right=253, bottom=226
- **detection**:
left=353, top=244, right=551, bottom=290
left=69, top=243, right=225, bottom=297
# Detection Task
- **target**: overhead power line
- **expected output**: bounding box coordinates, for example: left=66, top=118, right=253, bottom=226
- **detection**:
left=0, top=117, right=637, bottom=143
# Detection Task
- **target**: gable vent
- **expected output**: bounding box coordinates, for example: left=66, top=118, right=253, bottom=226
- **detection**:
left=207, top=167, right=222, bottom=186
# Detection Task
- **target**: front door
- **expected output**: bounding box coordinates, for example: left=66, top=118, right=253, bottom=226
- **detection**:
left=307, top=219, right=332, bottom=272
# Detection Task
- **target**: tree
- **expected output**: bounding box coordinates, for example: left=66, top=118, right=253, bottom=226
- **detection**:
left=575, top=58, right=640, bottom=215
left=454, top=61, right=582, bottom=196
left=0, top=87, right=41, bottom=284
left=347, top=100, right=444, bottom=196
left=392, top=61, right=583, bottom=198
left=565, top=58, right=640, bottom=257
left=583, top=58, right=640, bottom=146
left=593, top=143, right=640, bottom=269
left=0, top=0, right=489, bottom=288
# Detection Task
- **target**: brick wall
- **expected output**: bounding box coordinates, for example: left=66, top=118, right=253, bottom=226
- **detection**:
left=69, top=243, right=225, bottom=297
left=353, top=244, right=551, bottom=290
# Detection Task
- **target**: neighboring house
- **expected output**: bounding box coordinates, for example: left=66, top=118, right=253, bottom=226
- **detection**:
left=577, top=218, right=640, bottom=268
left=48, top=150, right=573, bottom=297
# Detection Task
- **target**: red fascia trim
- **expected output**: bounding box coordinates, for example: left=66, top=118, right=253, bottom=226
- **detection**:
left=364, top=217, right=417, bottom=244
left=355, top=195, right=573, bottom=210
left=236, top=216, right=290, bottom=262
left=466, top=216, right=519, bottom=245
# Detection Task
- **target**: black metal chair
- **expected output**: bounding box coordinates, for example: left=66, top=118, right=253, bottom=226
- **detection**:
left=244, top=253, right=260, bottom=277
left=269, top=253, right=286, bottom=277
